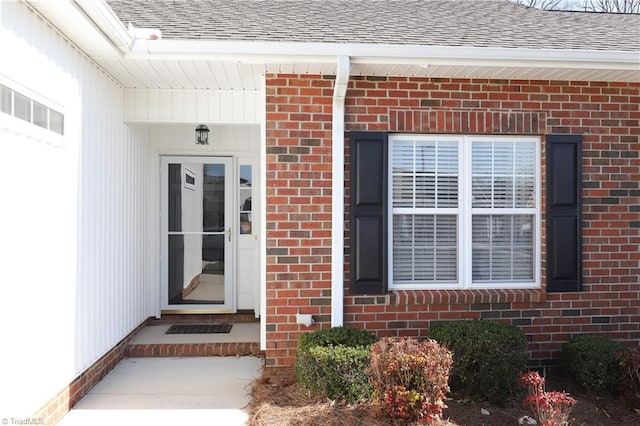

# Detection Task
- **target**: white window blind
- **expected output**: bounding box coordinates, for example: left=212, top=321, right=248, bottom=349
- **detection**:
left=471, top=140, right=536, bottom=283
left=391, top=138, right=459, bottom=284
left=389, top=135, right=539, bottom=289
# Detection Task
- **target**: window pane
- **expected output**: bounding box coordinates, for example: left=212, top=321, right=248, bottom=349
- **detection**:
left=393, top=173, right=414, bottom=208
left=392, top=139, right=458, bottom=209
left=472, top=215, right=534, bottom=282
left=13, top=91, right=31, bottom=122
left=392, top=141, right=414, bottom=207
left=515, top=142, right=535, bottom=175
left=493, top=176, right=514, bottom=208
left=437, top=142, right=458, bottom=207
left=415, top=173, right=435, bottom=208
left=472, top=140, right=535, bottom=208
left=49, top=109, right=64, bottom=135
left=515, top=176, right=535, bottom=207
left=202, top=164, right=225, bottom=232
left=33, top=101, right=48, bottom=129
left=415, top=142, right=436, bottom=172
left=494, top=143, right=514, bottom=174
left=1, top=85, right=11, bottom=114
left=393, top=214, right=457, bottom=282
left=239, top=165, right=252, bottom=235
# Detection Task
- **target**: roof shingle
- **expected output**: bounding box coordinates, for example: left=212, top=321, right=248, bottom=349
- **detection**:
left=106, top=0, right=640, bottom=51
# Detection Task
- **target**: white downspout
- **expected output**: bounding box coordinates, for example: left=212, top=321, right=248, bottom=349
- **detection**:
left=331, top=56, right=350, bottom=328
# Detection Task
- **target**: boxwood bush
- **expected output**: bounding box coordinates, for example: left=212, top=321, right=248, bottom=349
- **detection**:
left=429, top=319, right=529, bottom=404
left=295, top=327, right=378, bottom=403
left=561, top=335, right=626, bottom=394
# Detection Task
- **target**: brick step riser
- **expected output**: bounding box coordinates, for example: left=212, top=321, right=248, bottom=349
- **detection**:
left=124, top=342, right=262, bottom=358
left=153, top=313, right=258, bottom=324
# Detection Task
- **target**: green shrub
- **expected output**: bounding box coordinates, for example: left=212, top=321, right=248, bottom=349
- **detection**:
left=295, top=327, right=377, bottom=403
left=429, top=319, right=529, bottom=404
left=561, top=335, right=626, bottom=394
left=297, top=325, right=378, bottom=351
left=369, top=337, right=453, bottom=424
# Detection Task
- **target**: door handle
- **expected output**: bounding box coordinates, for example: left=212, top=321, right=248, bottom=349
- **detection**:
left=227, top=227, right=231, bottom=242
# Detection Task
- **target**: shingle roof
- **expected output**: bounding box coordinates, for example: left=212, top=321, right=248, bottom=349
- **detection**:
left=106, top=0, right=640, bottom=52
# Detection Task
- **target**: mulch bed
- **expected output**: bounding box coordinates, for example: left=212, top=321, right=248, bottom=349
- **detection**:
left=247, top=366, right=640, bottom=426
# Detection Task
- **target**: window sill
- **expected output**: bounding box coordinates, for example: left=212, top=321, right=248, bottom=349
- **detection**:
left=389, top=288, right=546, bottom=306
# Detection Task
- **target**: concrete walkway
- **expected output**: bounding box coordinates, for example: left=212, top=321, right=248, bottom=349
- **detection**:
left=57, top=356, right=263, bottom=426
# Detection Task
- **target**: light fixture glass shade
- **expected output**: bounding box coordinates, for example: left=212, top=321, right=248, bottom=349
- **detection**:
left=195, top=124, right=210, bottom=145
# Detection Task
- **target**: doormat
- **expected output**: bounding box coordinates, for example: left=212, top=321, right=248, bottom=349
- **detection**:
left=165, top=324, right=233, bottom=334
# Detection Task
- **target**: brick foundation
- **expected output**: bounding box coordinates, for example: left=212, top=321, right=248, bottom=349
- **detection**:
left=265, top=74, right=640, bottom=366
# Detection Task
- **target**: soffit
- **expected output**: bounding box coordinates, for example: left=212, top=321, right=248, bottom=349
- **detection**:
left=95, top=59, right=638, bottom=90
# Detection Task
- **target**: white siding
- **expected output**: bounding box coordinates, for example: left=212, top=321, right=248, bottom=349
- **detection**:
left=0, top=2, right=153, bottom=416
left=125, top=89, right=260, bottom=123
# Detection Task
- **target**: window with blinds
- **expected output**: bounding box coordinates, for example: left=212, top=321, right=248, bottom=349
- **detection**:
left=471, top=141, right=535, bottom=283
left=389, top=135, right=540, bottom=289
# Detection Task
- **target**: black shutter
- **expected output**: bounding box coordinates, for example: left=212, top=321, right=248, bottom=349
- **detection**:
left=349, top=132, right=388, bottom=294
left=546, top=134, right=582, bottom=292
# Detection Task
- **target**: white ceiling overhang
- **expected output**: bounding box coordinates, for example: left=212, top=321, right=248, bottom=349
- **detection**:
left=28, top=0, right=640, bottom=91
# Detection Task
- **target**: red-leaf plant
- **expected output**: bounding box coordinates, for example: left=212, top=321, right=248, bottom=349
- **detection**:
left=369, top=337, right=453, bottom=424
left=519, top=371, right=577, bottom=426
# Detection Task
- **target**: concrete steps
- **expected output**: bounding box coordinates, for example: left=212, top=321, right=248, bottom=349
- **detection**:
left=124, top=314, right=262, bottom=358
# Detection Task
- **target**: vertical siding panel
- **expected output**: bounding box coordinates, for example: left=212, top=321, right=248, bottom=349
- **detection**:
left=172, top=90, right=185, bottom=121
left=183, top=90, right=197, bottom=119
left=220, top=91, right=233, bottom=122
left=160, top=90, right=172, bottom=120
left=123, top=89, right=260, bottom=124
left=232, top=91, right=244, bottom=122
left=147, top=90, right=159, bottom=121
left=245, top=91, right=258, bottom=122
left=209, top=90, right=221, bottom=122
left=124, top=89, right=135, bottom=122
left=196, top=90, right=208, bottom=122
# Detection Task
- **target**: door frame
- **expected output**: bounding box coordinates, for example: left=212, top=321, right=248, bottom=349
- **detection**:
left=160, top=155, right=235, bottom=313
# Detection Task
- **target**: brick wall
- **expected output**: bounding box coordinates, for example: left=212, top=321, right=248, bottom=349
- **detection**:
left=265, top=75, right=335, bottom=365
left=265, top=74, right=640, bottom=367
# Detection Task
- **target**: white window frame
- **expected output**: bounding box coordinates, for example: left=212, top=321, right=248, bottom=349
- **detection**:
left=388, top=134, right=541, bottom=290
left=0, top=78, right=65, bottom=144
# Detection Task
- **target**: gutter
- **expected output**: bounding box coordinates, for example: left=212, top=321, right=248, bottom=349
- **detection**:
left=331, top=56, right=350, bottom=328
left=73, top=0, right=133, bottom=53
left=127, top=39, right=640, bottom=71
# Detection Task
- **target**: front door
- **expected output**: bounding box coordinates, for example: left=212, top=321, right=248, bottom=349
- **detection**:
left=161, top=156, right=234, bottom=312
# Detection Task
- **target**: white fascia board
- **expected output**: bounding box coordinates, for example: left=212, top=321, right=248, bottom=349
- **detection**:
left=127, top=39, right=639, bottom=71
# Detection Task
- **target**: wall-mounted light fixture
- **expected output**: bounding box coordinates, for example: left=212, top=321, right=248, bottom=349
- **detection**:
left=195, top=124, right=210, bottom=145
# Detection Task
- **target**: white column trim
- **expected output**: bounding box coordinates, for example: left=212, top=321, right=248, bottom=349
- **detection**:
left=331, top=56, right=350, bottom=327
left=259, top=75, right=267, bottom=349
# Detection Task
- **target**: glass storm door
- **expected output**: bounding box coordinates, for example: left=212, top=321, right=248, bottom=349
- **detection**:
left=161, top=156, right=233, bottom=312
